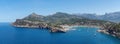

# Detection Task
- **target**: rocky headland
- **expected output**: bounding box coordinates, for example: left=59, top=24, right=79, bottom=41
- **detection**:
left=13, top=12, right=113, bottom=33
left=98, top=23, right=120, bottom=38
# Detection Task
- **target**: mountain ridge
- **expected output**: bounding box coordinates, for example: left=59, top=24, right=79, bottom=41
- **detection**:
left=74, top=11, right=120, bottom=23
left=13, top=12, right=112, bottom=33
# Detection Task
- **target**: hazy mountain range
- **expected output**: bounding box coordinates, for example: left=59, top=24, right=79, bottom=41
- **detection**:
left=21, top=11, right=120, bottom=23
left=75, top=11, right=120, bottom=23
left=22, top=12, right=97, bottom=24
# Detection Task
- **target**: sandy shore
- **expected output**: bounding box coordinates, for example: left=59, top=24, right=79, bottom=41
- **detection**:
left=61, top=25, right=101, bottom=31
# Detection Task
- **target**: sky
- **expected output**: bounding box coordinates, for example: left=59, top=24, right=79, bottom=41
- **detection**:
left=0, top=0, right=120, bottom=22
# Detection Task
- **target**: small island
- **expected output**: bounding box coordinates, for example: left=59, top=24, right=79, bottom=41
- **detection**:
left=13, top=12, right=113, bottom=33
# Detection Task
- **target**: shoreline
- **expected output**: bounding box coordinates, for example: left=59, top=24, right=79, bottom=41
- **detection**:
left=61, top=25, right=101, bottom=31
left=97, top=29, right=120, bottom=38
left=13, top=24, right=101, bottom=32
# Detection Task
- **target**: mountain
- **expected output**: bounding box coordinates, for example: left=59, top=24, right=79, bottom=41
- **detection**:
left=13, top=12, right=111, bottom=33
left=75, top=11, right=120, bottom=23
left=43, top=12, right=87, bottom=24
left=76, top=13, right=100, bottom=20
left=101, top=12, right=120, bottom=22
left=23, top=13, right=45, bottom=22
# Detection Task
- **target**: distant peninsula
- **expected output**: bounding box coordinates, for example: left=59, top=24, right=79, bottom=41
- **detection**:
left=13, top=12, right=113, bottom=33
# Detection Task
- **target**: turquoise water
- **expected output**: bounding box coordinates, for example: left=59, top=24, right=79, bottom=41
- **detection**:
left=0, top=23, right=120, bottom=44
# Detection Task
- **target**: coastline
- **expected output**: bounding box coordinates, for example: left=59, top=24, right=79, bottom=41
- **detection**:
left=13, top=23, right=101, bottom=33
left=69, top=25, right=101, bottom=28
left=98, top=29, right=120, bottom=38
left=61, top=25, right=101, bottom=31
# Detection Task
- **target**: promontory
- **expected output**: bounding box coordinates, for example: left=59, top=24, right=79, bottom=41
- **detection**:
left=13, top=12, right=113, bottom=33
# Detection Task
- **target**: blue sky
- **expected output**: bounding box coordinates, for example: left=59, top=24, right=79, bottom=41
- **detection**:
left=0, top=0, right=120, bottom=22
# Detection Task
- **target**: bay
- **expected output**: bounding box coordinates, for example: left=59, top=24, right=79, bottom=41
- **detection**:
left=0, top=23, right=120, bottom=44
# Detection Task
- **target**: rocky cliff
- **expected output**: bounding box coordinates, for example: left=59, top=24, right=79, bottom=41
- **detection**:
left=13, top=12, right=112, bottom=33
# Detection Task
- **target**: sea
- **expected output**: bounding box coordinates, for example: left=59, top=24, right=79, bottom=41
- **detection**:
left=0, top=23, right=120, bottom=44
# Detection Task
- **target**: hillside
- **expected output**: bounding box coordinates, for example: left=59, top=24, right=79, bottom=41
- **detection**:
left=13, top=12, right=112, bottom=33
left=98, top=23, right=120, bottom=38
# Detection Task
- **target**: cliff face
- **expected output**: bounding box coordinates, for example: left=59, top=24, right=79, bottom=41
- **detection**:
left=99, top=23, right=120, bottom=38
left=13, top=12, right=112, bottom=33
left=13, top=19, right=66, bottom=33
left=13, top=19, right=48, bottom=28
